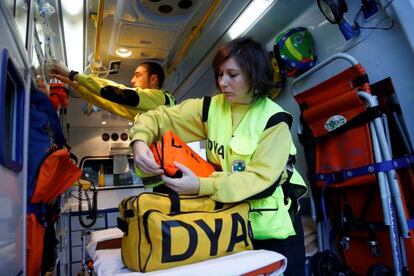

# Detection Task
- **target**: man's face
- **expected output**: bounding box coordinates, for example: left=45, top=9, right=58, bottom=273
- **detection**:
left=130, top=65, right=156, bottom=89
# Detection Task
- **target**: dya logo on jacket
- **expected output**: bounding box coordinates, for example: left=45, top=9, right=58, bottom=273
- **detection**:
left=207, top=139, right=224, bottom=159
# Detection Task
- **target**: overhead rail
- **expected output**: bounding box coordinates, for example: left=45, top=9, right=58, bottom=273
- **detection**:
left=166, top=0, right=222, bottom=74
left=87, top=0, right=108, bottom=77
left=93, top=0, right=104, bottom=66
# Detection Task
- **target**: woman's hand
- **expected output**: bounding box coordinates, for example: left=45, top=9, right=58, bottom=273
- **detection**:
left=132, top=140, right=163, bottom=175
left=162, top=162, right=200, bottom=195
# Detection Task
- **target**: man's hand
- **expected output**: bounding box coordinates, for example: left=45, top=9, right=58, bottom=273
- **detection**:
left=132, top=140, right=163, bottom=175
left=50, top=74, right=79, bottom=91
left=162, top=162, right=200, bottom=195
left=45, top=59, right=70, bottom=78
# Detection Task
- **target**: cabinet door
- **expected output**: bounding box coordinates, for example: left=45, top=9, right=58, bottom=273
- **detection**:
left=0, top=4, right=28, bottom=276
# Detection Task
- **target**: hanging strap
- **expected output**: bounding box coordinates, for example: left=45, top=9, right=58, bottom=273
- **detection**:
left=316, top=106, right=381, bottom=142
left=301, top=106, right=382, bottom=146
left=281, top=155, right=302, bottom=215
left=313, top=155, right=414, bottom=185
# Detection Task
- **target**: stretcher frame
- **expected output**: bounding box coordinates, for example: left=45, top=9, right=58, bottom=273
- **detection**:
left=291, top=53, right=412, bottom=275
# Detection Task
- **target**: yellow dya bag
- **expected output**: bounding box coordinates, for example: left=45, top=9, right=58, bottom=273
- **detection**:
left=117, top=192, right=253, bottom=272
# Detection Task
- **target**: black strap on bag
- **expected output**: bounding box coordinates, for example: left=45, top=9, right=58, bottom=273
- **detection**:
left=117, top=217, right=129, bottom=235
left=168, top=193, right=224, bottom=214
left=169, top=192, right=180, bottom=214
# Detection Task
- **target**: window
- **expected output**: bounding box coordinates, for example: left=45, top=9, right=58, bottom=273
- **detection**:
left=8, top=0, right=30, bottom=50
left=80, top=156, right=143, bottom=188
left=0, top=48, right=25, bottom=172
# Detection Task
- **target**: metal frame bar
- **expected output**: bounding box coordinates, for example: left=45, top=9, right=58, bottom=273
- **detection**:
left=291, top=53, right=358, bottom=97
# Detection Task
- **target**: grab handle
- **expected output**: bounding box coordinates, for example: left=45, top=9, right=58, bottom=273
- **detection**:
left=291, top=53, right=359, bottom=96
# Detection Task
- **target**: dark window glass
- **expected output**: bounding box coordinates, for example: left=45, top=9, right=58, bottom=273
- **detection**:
left=81, top=157, right=142, bottom=188
left=0, top=50, right=24, bottom=172
left=4, top=72, right=16, bottom=160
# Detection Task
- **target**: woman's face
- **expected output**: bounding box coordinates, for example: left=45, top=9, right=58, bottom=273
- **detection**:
left=218, top=57, right=252, bottom=104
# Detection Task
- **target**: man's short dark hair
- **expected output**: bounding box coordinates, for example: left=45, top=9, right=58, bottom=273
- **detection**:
left=212, top=37, right=275, bottom=98
left=141, top=62, right=165, bottom=89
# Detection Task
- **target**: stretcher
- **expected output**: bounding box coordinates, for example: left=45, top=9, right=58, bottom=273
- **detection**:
left=291, top=53, right=414, bottom=275
left=84, top=228, right=287, bottom=276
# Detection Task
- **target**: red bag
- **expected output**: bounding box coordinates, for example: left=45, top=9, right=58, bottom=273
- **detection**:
left=31, top=148, right=82, bottom=203
left=26, top=214, right=45, bottom=276
left=151, top=131, right=215, bottom=177
left=49, top=83, right=69, bottom=110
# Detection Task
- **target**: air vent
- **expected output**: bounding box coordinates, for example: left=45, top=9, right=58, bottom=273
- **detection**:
left=178, top=0, right=193, bottom=9
left=102, top=133, right=110, bottom=141
left=109, top=0, right=203, bottom=59
left=120, top=133, right=129, bottom=141
left=140, top=0, right=196, bottom=17
left=111, top=133, right=119, bottom=141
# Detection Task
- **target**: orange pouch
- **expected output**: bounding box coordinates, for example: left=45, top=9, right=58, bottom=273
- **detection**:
left=31, top=148, right=82, bottom=203
left=150, top=130, right=215, bottom=177
left=26, top=213, right=45, bottom=276
left=49, top=83, right=69, bottom=109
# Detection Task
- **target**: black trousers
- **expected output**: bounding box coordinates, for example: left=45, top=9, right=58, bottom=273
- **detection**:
left=252, top=214, right=305, bottom=276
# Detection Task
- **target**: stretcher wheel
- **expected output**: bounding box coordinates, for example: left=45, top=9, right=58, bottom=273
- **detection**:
left=311, top=251, right=353, bottom=276
left=365, top=264, right=393, bottom=276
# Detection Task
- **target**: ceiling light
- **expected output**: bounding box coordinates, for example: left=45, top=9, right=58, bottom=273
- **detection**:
left=115, top=48, right=132, bottom=58
left=101, top=121, right=107, bottom=125
left=227, top=0, right=275, bottom=39
left=61, top=0, right=83, bottom=16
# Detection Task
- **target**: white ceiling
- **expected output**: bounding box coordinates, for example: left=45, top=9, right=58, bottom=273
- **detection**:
left=68, top=0, right=250, bottom=128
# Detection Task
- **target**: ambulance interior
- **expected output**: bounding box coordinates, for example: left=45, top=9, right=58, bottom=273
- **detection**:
left=1, top=0, right=414, bottom=275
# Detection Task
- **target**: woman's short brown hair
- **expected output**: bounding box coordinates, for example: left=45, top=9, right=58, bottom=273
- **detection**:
left=212, top=37, right=275, bottom=98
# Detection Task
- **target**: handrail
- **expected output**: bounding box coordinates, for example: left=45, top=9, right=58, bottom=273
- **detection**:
left=93, top=0, right=105, bottom=65
left=166, top=0, right=222, bottom=74
left=291, top=53, right=358, bottom=96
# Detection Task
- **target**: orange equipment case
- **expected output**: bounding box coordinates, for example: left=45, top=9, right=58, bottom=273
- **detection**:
left=151, top=130, right=215, bottom=178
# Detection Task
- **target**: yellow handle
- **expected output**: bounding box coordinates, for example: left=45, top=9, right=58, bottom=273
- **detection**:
left=98, top=163, right=105, bottom=187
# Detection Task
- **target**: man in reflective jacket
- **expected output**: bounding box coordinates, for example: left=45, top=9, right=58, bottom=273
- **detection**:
left=46, top=60, right=175, bottom=120
left=47, top=60, right=175, bottom=189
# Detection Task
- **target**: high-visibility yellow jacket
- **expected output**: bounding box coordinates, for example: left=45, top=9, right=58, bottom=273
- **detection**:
left=129, top=94, right=307, bottom=239
left=207, top=94, right=307, bottom=239
left=74, top=74, right=175, bottom=120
